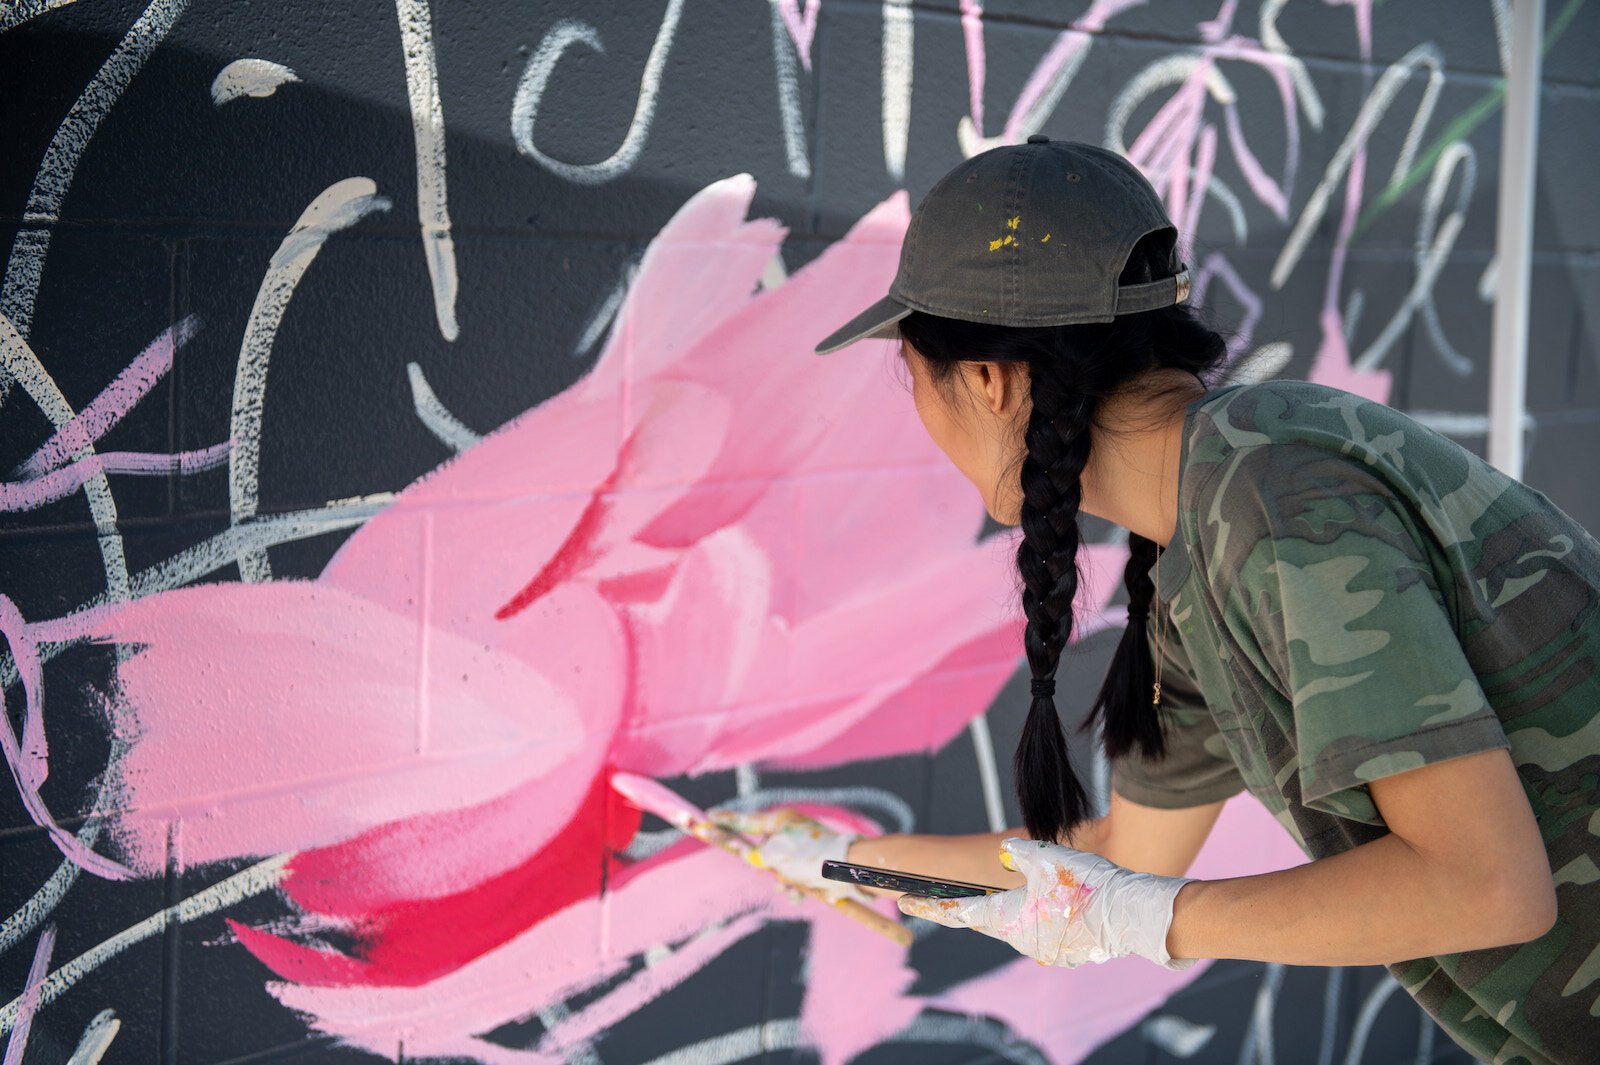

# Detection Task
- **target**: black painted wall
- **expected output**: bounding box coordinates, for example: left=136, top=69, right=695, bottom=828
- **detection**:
left=2, top=2, right=1597, bottom=1063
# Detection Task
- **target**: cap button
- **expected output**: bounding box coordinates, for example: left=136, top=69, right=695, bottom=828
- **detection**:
left=1026, top=134, right=1049, bottom=144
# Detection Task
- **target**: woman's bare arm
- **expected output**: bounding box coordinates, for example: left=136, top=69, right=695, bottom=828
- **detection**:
left=1166, top=748, right=1556, bottom=965
left=843, top=790, right=1228, bottom=894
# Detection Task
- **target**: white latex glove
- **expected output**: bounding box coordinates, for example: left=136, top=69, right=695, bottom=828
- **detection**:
left=897, top=837, right=1196, bottom=969
left=705, top=806, right=865, bottom=902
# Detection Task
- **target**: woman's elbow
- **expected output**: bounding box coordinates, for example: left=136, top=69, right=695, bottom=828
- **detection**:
left=1484, top=865, right=1558, bottom=946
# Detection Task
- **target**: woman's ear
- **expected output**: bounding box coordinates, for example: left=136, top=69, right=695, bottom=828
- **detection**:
left=965, top=360, right=1024, bottom=417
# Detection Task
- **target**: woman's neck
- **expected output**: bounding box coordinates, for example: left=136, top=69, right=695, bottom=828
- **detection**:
left=1080, top=373, right=1205, bottom=547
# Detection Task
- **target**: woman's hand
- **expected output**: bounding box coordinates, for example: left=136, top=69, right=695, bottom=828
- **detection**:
left=897, top=837, right=1196, bottom=969
left=706, top=806, right=867, bottom=901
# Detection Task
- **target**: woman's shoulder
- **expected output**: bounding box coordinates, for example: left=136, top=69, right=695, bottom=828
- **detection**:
left=1189, top=378, right=1401, bottom=449
left=1185, top=377, right=1476, bottom=484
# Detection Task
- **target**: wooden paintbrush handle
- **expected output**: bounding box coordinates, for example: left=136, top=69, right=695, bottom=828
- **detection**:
left=800, top=886, right=914, bottom=946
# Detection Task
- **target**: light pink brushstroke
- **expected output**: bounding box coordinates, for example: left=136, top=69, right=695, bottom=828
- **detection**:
left=2, top=924, right=56, bottom=1065
left=960, top=0, right=1145, bottom=146
left=0, top=595, right=133, bottom=879
left=0, top=442, right=229, bottom=512
left=17, top=316, right=197, bottom=478
left=800, top=890, right=921, bottom=1065
left=777, top=0, right=819, bottom=71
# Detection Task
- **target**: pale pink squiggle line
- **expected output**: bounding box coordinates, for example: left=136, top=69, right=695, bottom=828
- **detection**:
left=1197, top=0, right=1238, bottom=43
left=1212, top=35, right=1301, bottom=215
left=18, top=317, right=197, bottom=478
left=1179, top=123, right=1217, bottom=263
left=776, top=0, right=819, bottom=71
left=1, top=923, right=54, bottom=1065
left=958, top=0, right=1141, bottom=146
left=1, top=442, right=231, bottom=512
left=0, top=596, right=133, bottom=879
left=1000, top=0, right=1143, bottom=142
left=1192, top=253, right=1263, bottom=362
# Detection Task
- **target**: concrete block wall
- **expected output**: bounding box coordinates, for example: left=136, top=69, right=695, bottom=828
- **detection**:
left=1, top=2, right=1595, bottom=1063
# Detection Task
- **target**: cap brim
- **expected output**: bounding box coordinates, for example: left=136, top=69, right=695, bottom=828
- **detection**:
left=813, top=294, right=912, bottom=355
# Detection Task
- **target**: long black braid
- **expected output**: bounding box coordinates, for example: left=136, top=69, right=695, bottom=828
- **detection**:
left=1012, top=373, right=1096, bottom=834
left=895, top=234, right=1229, bottom=843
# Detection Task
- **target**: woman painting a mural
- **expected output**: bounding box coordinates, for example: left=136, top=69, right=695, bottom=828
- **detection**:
left=727, top=139, right=1600, bottom=1064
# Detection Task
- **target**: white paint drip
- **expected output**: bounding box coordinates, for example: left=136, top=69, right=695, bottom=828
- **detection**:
left=1315, top=967, right=1343, bottom=1065
left=734, top=763, right=759, bottom=798
left=1226, top=342, right=1294, bottom=386
left=0, top=313, right=133, bottom=605
left=209, top=58, right=298, bottom=105
left=758, top=252, right=787, bottom=291
left=406, top=361, right=482, bottom=452
left=1271, top=43, right=1444, bottom=290
left=966, top=713, right=1006, bottom=832
left=633, top=1018, right=800, bottom=1065
left=394, top=0, right=460, bottom=341
left=881, top=0, right=913, bottom=182
left=0, top=0, right=188, bottom=340
left=228, top=178, right=392, bottom=582
left=1259, top=0, right=1326, bottom=132
left=0, top=855, right=291, bottom=1035
left=1142, top=1014, right=1216, bottom=1058
left=64, top=1010, right=120, bottom=1065
left=1340, top=976, right=1403, bottom=1065
left=1354, top=140, right=1477, bottom=376
left=573, top=261, right=635, bottom=358
left=512, top=0, right=687, bottom=185
left=0, top=0, right=81, bottom=33
left=1235, top=961, right=1285, bottom=1065
left=720, top=786, right=914, bottom=834
left=766, top=0, right=811, bottom=179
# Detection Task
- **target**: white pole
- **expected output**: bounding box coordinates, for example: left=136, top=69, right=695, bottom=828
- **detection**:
left=1488, top=0, right=1544, bottom=480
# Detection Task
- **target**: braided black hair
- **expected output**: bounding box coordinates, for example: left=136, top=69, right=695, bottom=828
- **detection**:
left=896, top=233, right=1228, bottom=843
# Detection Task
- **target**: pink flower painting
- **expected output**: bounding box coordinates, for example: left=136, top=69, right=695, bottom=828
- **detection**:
left=73, top=177, right=1302, bottom=1063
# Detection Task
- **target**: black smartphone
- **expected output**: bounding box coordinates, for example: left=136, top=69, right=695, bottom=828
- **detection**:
left=821, top=859, right=1002, bottom=899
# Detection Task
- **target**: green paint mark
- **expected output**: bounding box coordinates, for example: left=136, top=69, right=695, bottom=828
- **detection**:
left=1352, top=0, right=1585, bottom=240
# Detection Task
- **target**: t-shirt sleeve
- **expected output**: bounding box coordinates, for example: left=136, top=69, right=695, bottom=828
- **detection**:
left=1110, top=617, right=1246, bottom=809
left=1210, top=441, right=1510, bottom=822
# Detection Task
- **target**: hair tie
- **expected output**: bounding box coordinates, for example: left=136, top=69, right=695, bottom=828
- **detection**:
left=1029, top=677, right=1056, bottom=698
left=1126, top=603, right=1150, bottom=622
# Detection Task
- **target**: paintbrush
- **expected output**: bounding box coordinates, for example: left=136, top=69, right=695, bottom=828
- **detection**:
left=609, top=771, right=913, bottom=947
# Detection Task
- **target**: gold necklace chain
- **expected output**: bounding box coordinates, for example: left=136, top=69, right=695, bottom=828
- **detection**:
left=1152, top=544, right=1166, bottom=707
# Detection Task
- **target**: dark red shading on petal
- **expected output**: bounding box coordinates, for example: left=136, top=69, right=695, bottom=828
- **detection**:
left=247, top=772, right=641, bottom=987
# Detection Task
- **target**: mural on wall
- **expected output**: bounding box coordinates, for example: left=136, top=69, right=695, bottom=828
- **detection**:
left=1, top=1, right=1595, bottom=1063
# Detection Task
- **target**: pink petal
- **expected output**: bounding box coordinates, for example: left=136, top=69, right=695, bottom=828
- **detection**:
left=90, top=580, right=601, bottom=870
left=800, top=892, right=920, bottom=1065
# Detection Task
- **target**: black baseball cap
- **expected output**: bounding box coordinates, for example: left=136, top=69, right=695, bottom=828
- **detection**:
left=814, top=137, right=1191, bottom=355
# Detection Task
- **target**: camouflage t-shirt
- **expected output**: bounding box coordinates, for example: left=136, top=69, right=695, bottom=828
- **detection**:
left=1110, top=379, right=1600, bottom=1065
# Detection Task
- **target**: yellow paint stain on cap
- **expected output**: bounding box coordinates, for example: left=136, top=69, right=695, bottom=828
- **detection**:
left=1041, top=233, right=1051, bottom=243
left=988, top=237, right=1004, bottom=251
left=1007, top=215, right=1020, bottom=230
